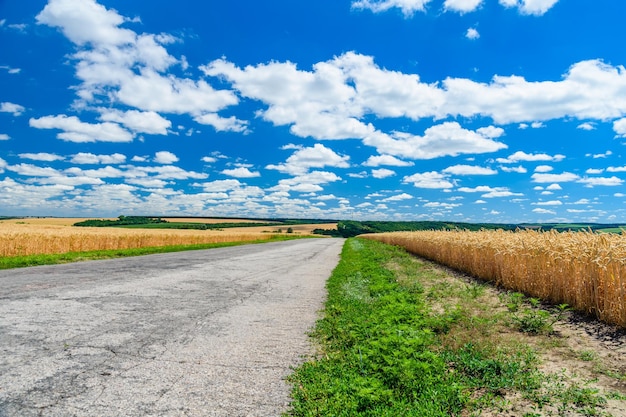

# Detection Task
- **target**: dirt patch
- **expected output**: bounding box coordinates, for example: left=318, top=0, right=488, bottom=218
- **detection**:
left=399, top=255, right=626, bottom=416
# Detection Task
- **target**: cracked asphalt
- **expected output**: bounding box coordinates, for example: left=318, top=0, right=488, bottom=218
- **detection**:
left=0, top=238, right=344, bottom=416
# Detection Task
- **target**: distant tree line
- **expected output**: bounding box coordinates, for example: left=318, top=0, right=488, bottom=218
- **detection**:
left=74, top=216, right=166, bottom=227
left=313, top=220, right=626, bottom=238
left=313, top=220, right=519, bottom=238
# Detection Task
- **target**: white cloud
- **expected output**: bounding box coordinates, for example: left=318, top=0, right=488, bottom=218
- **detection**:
left=445, top=0, right=483, bottom=14
left=0, top=102, right=25, bottom=116
left=364, top=122, right=507, bottom=159
left=498, top=0, right=560, bottom=16
left=272, top=171, right=342, bottom=193
left=221, top=167, right=261, bottom=178
left=577, top=122, right=595, bottom=130
left=531, top=172, right=580, bottom=183
left=201, top=156, right=218, bottom=164
left=546, top=183, right=562, bottom=190
left=372, top=168, right=396, bottom=179
left=403, top=172, right=454, bottom=189
left=19, top=153, right=64, bottom=162
left=197, top=179, right=243, bottom=192
left=500, top=165, right=527, bottom=173
left=457, top=185, right=522, bottom=198
left=154, top=151, right=179, bottom=164
left=585, top=168, right=604, bottom=174
left=99, top=109, right=171, bottom=135
left=29, top=115, right=133, bottom=142
left=613, top=118, right=626, bottom=137
left=194, top=113, right=249, bottom=133
left=70, top=152, right=126, bottom=164
left=532, top=200, right=562, bottom=206
left=607, top=165, right=626, bottom=173
left=363, top=154, right=414, bottom=167
left=533, top=208, right=556, bottom=215
left=266, top=144, right=350, bottom=175
left=381, top=193, right=413, bottom=202
left=442, top=164, right=497, bottom=175
left=498, top=151, right=565, bottom=164
left=0, top=66, right=21, bottom=74
left=36, top=0, right=136, bottom=46
left=353, top=0, right=556, bottom=16
left=465, top=27, right=480, bottom=40
left=590, top=150, right=612, bottom=159
left=534, top=165, right=553, bottom=173
left=351, top=0, right=432, bottom=16
left=578, top=176, right=624, bottom=187
left=36, top=0, right=239, bottom=122
left=205, top=51, right=626, bottom=157
left=0, top=134, right=10, bottom=141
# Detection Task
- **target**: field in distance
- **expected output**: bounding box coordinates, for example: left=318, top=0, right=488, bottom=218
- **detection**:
left=0, top=217, right=336, bottom=258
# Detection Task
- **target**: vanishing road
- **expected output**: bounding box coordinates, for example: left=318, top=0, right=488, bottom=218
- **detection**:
left=0, top=238, right=344, bottom=417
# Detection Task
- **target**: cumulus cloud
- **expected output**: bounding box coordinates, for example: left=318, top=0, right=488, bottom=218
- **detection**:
left=0, top=102, right=26, bottom=116
left=272, top=171, right=342, bottom=193
left=205, top=51, right=626, bottom=162
left=403, top=172, right=454, bottom=189
left=29, top=115, right=133, bottom=142
left=534, top=165, right=553, bottom=172
left=445, top=0, right=483, bottom=13
left=381, top=192, right=413, bottom=201
left=531, top=172, right=580, bottom=183
left=153, top=151, right=179, bottom=164
left=363, top=154, right=414, bottom=167
left=532, top=200, right=562, bottom=206
left=457, top=185, right=523, bottom=198
left=99, top=109, right=171, bottom=135
left=36, top=0, right=239, bottom=124
left=372, top=168, right=396, bottom=179
left=70, top=152, right=126, bottom=164
left=19, top=153, right=64, bottom=162
left=353, top=0, right=556, bottom=16
left=221, top=167, right=261, bottom=178
left=613, top=118, right=626, bottom=137
left=193, top=113, right=249, bottom=133
left=498, top=151, right=565, bottom=164
left=266, top=144, right=350, bottom=176
left=466, top=27, right=480, bottom=40
left=351, top=0, right=432, bottom=16
left=442, top=164, right=497, bottom=175
left=0, top=134, right=10, bottom=141
left=577, top=122, right=595, bottom=130
left=500, top=165, right=527, bottom=173
left=498, top=0, right=560, bottom=16
left=363, top=122, right=507, bottom=159
left=533, top=208, right=556, bottom=214
left=578, top=176, right=624, bottom=187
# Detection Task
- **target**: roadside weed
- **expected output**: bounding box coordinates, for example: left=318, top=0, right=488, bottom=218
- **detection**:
left=286, top=238, right=622, bottom=416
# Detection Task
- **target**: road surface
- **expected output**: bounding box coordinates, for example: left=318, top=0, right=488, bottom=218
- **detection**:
left=0, top=238, right=344, bottom=416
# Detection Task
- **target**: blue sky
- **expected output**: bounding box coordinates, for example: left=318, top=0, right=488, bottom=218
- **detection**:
left=1, top=0, right=626, bottom=222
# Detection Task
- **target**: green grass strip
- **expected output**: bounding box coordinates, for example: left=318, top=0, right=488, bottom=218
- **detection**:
left=286, top=238, right=467, bottom=416
left=285, top=238, right=550, bottom=416
left=0, top=235, right=306, bottom=270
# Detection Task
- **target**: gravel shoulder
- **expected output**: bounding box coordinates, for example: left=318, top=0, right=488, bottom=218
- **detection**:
left=0, top=238, right=345, bottom=417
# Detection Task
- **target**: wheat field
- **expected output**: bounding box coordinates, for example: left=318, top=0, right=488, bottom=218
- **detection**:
left=363, top=230, right=626, bottom=327
left=0, top=218, right=314, bottom=258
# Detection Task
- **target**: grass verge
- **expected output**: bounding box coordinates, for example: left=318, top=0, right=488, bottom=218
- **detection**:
left=0, top=235, right=305, bottom=270
left=285, top=238, right=623, bottom=416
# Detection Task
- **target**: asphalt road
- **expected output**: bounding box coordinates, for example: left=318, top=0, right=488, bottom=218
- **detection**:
left=0, top=238, right=345, bottom=417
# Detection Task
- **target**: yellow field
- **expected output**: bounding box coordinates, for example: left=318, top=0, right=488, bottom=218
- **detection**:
left=0, top=218, right=331, bottom=258
left=363, top=230, right=626, bottom=327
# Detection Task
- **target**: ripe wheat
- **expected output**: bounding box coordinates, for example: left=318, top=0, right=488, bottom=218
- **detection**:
left=0, top=223, right=280, bottom=257
left=363, top=230, right=626, bottom=328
